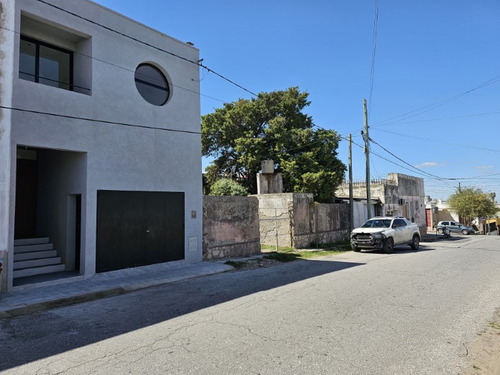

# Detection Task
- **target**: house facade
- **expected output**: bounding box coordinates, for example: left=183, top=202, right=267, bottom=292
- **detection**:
left=0, top=0, right=202, bottom=291
left=336, top=173, right=427, bottom=234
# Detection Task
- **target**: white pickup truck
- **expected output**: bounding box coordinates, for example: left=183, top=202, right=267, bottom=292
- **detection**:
left=350, top=216, right=421, bottom=253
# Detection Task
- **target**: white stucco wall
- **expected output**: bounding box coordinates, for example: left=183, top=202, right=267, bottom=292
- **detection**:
left=2, top=0, right=202, bottom=290
left=0, top=0, right=16, bottom=292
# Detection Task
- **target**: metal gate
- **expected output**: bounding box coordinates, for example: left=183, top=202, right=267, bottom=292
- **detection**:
left=96, top=190, right=184, bottom=273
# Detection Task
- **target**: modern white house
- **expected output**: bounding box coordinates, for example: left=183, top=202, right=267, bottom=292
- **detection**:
left=0, top=0, right=202, bottom=292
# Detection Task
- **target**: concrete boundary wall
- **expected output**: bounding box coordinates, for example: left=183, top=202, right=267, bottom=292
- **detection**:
left=256, top=193, right=350, bottom=249
left=203, top=194, right=351, bottom=258
left=203, top=196, right=261, bottom=260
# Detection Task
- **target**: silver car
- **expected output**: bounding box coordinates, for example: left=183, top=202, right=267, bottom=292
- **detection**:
left=436, top=221, right=474, bottom=235
left=351, top=216, right=421, bottom=253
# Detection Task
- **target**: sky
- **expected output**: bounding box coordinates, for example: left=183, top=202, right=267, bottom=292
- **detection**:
left=94, top=0, right=500, bottom=201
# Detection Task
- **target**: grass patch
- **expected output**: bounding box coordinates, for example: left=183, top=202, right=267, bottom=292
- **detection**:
left=224, top=260, right=247, bottom=269
left=489, top=321, right=500, bottom=331
left=264, top=252, right=299, bottom=262
left=261, top=240, right=351, bottom=262
left=261, top=244, right=295, bottom=253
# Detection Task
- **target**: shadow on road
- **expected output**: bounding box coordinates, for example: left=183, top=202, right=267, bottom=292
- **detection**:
left=0, top=258, right=362, bottom=371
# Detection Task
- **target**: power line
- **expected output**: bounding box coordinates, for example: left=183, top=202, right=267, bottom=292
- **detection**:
left=343, top=135, right=459, bottom=196
left=368, top=0, right=380, bottom=111
left=373, top=74, right=500, bottom=126
left=0, top=105, right=201, bottom=135
left=3, top=25, right=229, bottom=104
left=36, top=0, right=258, bottom=97
left=375, top=110, right=500, bottom=126
left=370, top=127, right=500, bottom=153
left=368, top=136, right=445, bottom=180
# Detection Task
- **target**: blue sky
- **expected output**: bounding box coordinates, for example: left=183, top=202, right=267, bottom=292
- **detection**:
left=94, top=0, right=500, bottom=201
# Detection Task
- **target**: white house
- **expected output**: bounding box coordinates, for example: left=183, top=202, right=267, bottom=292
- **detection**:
left=0, top=0, right=202, bottom=291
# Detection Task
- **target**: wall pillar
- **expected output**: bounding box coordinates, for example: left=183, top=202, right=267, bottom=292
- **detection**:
left=0, top=0, right=16, bottom=291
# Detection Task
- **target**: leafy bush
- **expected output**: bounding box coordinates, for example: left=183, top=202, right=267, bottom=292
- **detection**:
left=209, top=179, right=248, bottom=196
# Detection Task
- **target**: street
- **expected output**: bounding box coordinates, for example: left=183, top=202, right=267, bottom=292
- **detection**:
left=1, top=236, right=499, bottom=374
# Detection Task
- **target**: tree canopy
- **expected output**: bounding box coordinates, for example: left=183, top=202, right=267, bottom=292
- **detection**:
left=448, top=187, right=498, bottom=224
left=202, top=87, right=346, bottom=202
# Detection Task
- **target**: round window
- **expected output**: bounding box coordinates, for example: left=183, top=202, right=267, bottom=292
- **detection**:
left=134, top=63, right=170, bottom=106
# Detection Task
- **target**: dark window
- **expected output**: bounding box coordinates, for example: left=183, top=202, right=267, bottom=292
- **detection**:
left=393, top=219, right=407, bottom=228
left=19, top=36, right=73, bottom=90
left=134, top=63, right=170, bottom=106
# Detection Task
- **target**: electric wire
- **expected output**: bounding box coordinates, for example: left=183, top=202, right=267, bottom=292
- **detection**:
left=368, top=0, right=380, bottom=112
left=341, top=135, right=461, bottom=196
left=13, top=2, right=500, bottom=198
left=36, top=0, right=258, bottom=97
left=0, top=105, right=201, bottom=135
left=370, top=127, right=500, bottom=153
left=374, top=110, right=500, bottom=126
left=373, top=74, right=500, bottom=127
left=4, top=24, right=228, bottom=104
left=342, top=135, right=436, bottom=180
left=368, top=136, right=445, bottom=180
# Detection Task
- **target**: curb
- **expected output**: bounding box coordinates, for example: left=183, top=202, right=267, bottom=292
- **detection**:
left=0, top=262, right=234, bottom=319
left=0, top=287, right=126, bottom=319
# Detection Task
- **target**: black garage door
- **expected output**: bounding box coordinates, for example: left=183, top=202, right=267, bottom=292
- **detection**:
left=96, top=190, right=184, bottom=273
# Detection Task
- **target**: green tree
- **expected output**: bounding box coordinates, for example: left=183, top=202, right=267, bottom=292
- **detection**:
left=448, top=187, right=498, bottom=224
left=202, top=87, right=346, bottom=202
left=209, top=178, right=248, bottom=196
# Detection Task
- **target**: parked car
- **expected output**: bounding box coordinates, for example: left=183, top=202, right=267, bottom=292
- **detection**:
left=351, top=216, right=421, bottom=253
left=436, top=221, right=475, bottom=235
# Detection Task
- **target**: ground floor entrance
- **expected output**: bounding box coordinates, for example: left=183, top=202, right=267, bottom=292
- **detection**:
left=13, top=147, right=85, bottom=286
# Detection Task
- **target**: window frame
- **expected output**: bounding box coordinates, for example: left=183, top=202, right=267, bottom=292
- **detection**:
left=19, top=35, right=74, bottom=91
left=134, top=63, right=170, bottom=106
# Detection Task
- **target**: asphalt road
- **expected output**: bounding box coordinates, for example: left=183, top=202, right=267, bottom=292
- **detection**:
left=1, top=236, right=499, bottom=375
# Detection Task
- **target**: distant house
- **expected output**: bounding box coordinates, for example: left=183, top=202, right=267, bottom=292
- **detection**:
left=0, top=0, right=202, bottom=292
left=336, top=173, right=427, bottom=235
left=425, top=198, right=459, bottom=229
left=426, top=198, right=500, bottom=233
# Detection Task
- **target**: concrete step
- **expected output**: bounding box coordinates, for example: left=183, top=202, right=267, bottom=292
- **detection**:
left=12, top=237, right=67, bottom=279
left=13, top=264, right=66, bottom=279
left=14, top=250, right=57, bottom=261
left=14, top=243, right=54, bottom=253
left=14, top=257, right=63, bottom=270
left=14, top=238, right=50, bottom=246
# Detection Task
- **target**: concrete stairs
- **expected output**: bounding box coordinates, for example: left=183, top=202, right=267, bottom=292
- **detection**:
left=14, top=238, right=65, bottom=278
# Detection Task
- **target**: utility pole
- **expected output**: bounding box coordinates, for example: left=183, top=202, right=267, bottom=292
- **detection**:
left=363, top=99, right=372, bottom=219
left=349, top=134, right=354, bottom=231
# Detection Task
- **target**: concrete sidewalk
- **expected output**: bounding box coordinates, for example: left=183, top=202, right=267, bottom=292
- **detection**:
left=0, top=260, right=233, bottom=319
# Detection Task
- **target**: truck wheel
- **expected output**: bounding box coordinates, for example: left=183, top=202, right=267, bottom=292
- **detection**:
left=383, top=238, right=394, bottom=253
left=410, top=234, right=420, bottom=250
left=352, top=245, right=360, bottom=252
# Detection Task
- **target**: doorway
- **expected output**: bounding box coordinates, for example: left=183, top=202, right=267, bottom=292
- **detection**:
left=15, top=149, right=38, bottom=239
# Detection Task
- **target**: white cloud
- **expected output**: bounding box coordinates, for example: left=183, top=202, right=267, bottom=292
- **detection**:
left=415, top=162, right=438, bottom=168
left=474, top=165, right=493, bottom=170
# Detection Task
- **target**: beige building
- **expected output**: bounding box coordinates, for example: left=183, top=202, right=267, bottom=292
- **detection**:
left=336, top=173, right=427, bottom=235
